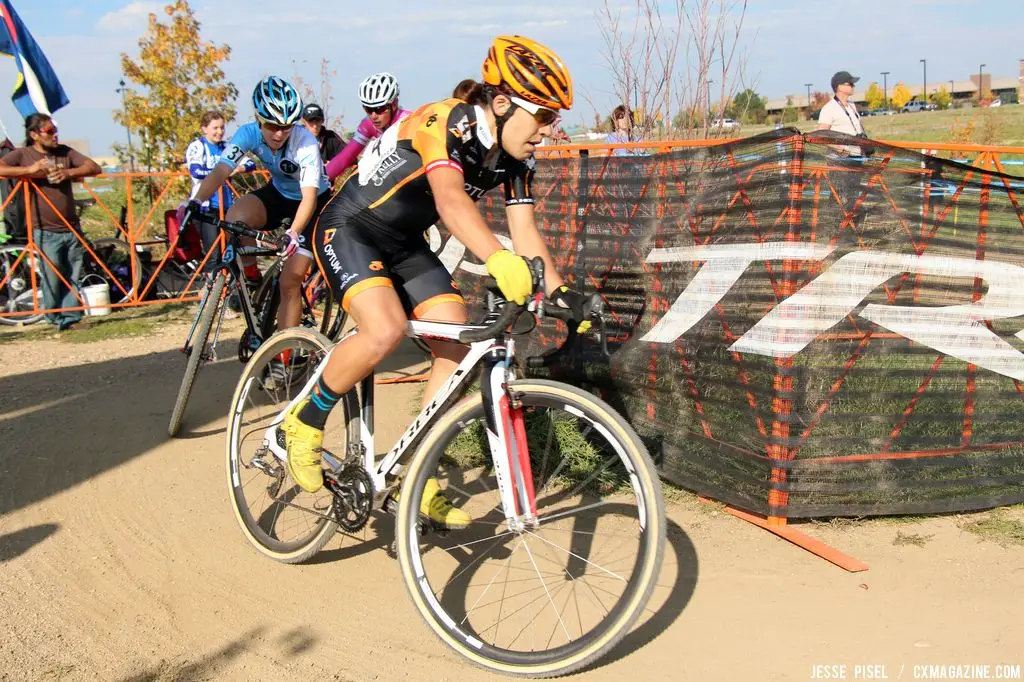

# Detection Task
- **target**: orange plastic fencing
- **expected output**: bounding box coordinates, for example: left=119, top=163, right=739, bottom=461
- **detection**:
left=0, top=171, right=270, bottom=322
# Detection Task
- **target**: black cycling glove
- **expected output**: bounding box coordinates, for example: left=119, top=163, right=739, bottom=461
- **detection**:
left=547, top=285, right=592, bottom=334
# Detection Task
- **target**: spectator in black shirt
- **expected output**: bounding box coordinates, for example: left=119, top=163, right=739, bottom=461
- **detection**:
left=301, top=103, right=343, bottom=165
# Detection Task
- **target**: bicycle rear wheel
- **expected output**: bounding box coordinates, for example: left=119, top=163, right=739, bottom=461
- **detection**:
left=395, top=379, right=665, bottom=678
left=168, top=272, right=225, bottom=437
left=225, top=327, right=359, bottom=563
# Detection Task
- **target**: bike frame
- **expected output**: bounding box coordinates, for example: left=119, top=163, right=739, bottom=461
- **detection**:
left=260, top=319, right=539, bottom=526
left=181, top=239, right=266, bottom=355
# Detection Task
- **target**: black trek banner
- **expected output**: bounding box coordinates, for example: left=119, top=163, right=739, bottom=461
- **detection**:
left=432, top=128, right=1024, bottom=518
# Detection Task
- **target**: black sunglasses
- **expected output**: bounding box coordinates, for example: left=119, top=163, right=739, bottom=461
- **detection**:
left=364, top=104, right=392, bottom=115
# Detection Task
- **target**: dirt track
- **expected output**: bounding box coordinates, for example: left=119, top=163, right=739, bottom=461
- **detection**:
left=1, top=317, right=1022, bottom=682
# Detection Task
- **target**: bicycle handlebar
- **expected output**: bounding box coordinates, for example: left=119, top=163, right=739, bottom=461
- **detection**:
left=183, top=208, right=287, bottom=251
left=456, top=257, right=610, bottom=360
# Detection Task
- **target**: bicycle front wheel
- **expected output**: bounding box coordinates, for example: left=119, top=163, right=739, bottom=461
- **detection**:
left=395, top=379, right=666, bottom=678
left=167, top=272, right=225, bottom=437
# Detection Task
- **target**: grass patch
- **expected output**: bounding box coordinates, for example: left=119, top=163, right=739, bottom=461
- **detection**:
left=0, top=301, right=194, bottom=345
left=59, top=316, right=161, bottom=343
left=440, top=407, right=634, bottom=496
left=892, top=530, right=934, bottom=547
left=961, top=509, right=1024, bottom=547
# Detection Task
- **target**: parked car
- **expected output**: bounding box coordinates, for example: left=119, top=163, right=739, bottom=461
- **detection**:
left=902, top=100, right=938, bottom=113
left=712, top=118, right=740, bottom=131
left=873, top=108, right=897, bottom=116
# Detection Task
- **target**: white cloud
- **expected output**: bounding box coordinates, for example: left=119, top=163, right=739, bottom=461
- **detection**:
left=97, top=2, right=162, bottom=32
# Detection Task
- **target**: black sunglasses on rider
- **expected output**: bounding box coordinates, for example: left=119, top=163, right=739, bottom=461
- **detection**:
left=363, top=104, right=392, bottom=115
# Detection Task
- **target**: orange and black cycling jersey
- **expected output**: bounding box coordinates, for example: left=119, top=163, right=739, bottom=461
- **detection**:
left=319, top=98, right=534, bottom=247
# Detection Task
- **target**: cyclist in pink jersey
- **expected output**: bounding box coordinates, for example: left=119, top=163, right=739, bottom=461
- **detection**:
left=325, top=72, right=411, bottom=182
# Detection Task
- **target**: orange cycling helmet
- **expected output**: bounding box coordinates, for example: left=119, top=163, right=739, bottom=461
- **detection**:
left=482, top=35, right=573, bottom=111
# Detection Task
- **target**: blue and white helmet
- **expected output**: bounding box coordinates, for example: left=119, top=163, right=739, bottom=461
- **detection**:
left=359, top=72, right=400, bottom=108
left=252, top=76, right=303, bottom=126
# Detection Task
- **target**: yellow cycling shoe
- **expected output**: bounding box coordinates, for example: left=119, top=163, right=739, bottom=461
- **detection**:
left=282, top=398, right=324, bottom=493
left=397, top=478, right=472, bottom=530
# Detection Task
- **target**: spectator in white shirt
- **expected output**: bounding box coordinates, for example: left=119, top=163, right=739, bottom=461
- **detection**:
left=818, top=70, right=866, bottom=157
left=818, top=70, right=871, bottom=226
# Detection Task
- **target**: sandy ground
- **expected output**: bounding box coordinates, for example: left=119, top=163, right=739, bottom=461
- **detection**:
left=1, top=315, right=1022, bottom=682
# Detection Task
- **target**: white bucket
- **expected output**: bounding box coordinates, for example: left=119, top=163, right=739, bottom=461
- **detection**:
left=81, top=283, right=111, bottom=316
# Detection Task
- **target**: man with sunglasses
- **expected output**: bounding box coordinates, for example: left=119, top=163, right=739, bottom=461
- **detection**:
left=281, top=36, right=590, bottom=530
left=818, top=70, right=871, bottom=226
left=188, top=76, right=332, bottom=339
left=0, top=113, right=101, bottom=331
left=324, top=72, right=411, bottom=183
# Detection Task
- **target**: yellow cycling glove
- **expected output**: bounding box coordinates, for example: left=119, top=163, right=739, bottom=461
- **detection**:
left=485, top=250, right=533, bottom=305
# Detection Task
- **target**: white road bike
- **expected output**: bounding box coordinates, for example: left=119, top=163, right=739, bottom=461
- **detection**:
left=225, top=257, right=666, bottom=677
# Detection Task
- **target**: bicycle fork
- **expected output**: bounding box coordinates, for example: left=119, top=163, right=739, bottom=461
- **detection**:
left=481, top=341, right=538, bottom=531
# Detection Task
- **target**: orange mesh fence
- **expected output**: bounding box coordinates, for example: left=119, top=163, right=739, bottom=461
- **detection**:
left=0, top=171, right=272, bottom=321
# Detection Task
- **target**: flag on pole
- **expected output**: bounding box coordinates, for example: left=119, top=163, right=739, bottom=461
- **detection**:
left=0, top=0, right=69, bottom=117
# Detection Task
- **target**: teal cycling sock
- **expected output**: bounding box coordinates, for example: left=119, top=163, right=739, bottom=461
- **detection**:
left=298, top=377, right=342, bottom=429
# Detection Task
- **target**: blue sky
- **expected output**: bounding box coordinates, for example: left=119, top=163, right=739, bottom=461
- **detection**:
left=6, top=0, right=1023, bottom=155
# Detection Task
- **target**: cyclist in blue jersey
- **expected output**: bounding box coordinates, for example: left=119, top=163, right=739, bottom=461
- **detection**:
left=185, top=110, right=256, bottom=214
left=189, top=77, right=332, bottom=334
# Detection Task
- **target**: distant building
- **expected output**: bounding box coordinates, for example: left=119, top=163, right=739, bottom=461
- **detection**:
left=765, top=72, right=1019, bottom=116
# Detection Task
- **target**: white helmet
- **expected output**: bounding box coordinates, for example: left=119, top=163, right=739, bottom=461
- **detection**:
left=359, top=72, right=400, bottom=108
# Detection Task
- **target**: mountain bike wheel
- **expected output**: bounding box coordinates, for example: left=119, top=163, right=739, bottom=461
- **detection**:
left=167, top=272, right=225, bottom=437
left=225, top=327, right=359, bottom=563
left=0, top=244, right=45, bottom=326
left=395, top=379, right=665, bottom=678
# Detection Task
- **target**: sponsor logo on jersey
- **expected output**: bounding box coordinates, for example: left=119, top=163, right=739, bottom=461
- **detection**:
left=371, top=152, right=407, bottom=186
left=369, top=260, right=384, bottom=271
left=448, top=115, right=472, bottom=142
left=323, top=228, right=336, bottom=244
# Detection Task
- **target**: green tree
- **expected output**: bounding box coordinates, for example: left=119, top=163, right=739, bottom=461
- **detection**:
left=726, top=88, right=766, bottom=124
left=933, top=85, right=952, bottom=110
left=891, top=82, right=913, bottom=109
left=115, top=0, right=237, bottom=170
left=864, top=82, right=885, bottom=110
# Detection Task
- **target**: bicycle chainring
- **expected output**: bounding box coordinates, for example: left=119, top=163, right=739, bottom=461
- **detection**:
left=238, top=328, right=262, bottom=362
left=327, top=465, right=373, bottom=532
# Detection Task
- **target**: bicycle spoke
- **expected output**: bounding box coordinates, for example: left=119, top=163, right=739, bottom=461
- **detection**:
left=519, top=538, right=572, bottom=645
left=524, top=530, right=628, bottom=583
left=461, top=537, right=522, bottom=626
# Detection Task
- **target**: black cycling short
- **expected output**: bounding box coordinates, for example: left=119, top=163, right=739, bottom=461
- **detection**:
left=252, top=183, right=331, bottom=257
left=313, top=217, right=463, bottom=317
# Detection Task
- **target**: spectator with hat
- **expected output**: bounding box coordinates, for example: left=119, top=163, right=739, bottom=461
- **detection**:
left=301, top=103, right=344, bottom=165
left=818, top=70, right=871, bottom=228
left=818, top=70, right=867, bottom=154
